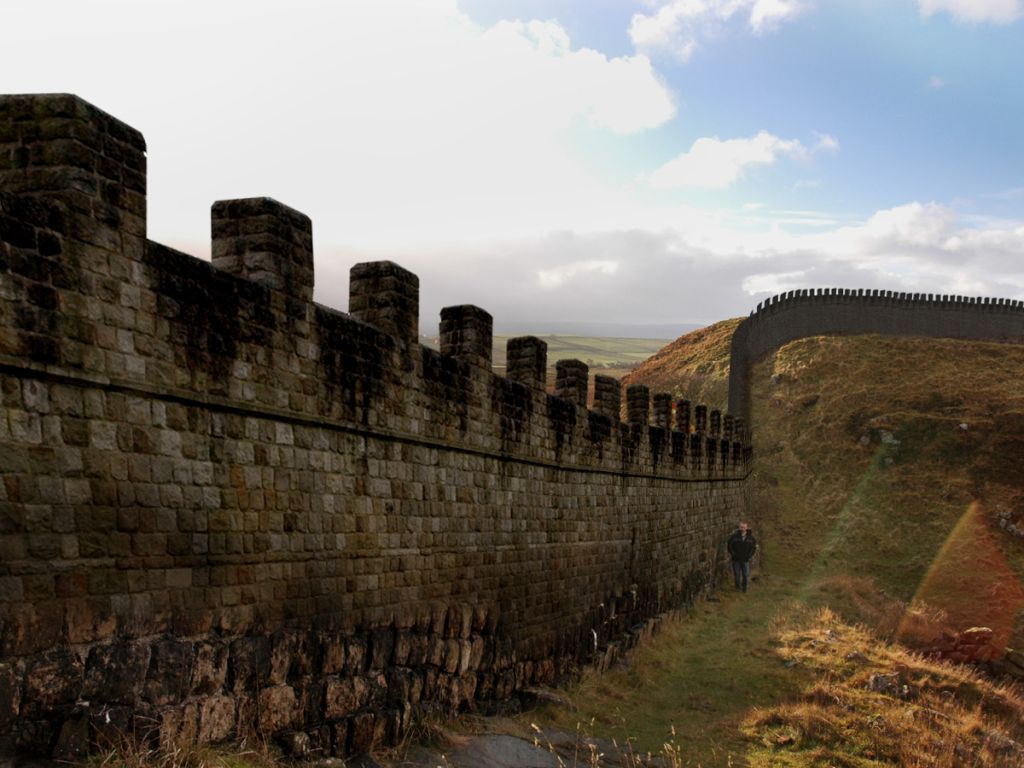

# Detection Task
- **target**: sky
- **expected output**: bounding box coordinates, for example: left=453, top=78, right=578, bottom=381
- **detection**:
left=3, top=0, right=1023, bottom=335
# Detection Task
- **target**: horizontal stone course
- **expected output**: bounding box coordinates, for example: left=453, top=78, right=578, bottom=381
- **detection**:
left=0, top=93, right=750, bottom=760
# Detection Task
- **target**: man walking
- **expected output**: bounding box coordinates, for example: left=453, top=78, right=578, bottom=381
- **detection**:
left=728, top=521, right=757, bottom=592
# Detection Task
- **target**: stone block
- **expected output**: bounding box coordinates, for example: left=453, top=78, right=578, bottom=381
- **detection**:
left=321, top=633, right=347, bottom=674
left=555, top=360, right=588, bottom=406
left=53, top=709, right=90, bottom=762
left=348, top=261, right=419, bottom=344
left=348, top=711, right=378, bottom=754
left=144, top=639, right=195, bottom=706
left=83, top=641, right=150, bottom=704
left=369, top=628, right=394, bottom=671
left=506, top=336, right=547, bottom=389
left=197, top=694, right=235, bottom=744
left=211, top=198, right=313, bottom=303
left=257, top=684, right=296, bottom=735
left=440, top=305, right=493, bottom=370
left=191, top=640, right=229, bottom=695
left=0, top=661, right=23, bottom=729
left=324, top=677, right=359, bottom=719
left=23, top=649, right=83, bottom=712
left=229, top=636, right=271, bottom=695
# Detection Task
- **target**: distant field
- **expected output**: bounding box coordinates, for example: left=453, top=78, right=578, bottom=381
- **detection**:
left=491, top=334, right=671, bottom=369
left=421, top=333, right=671, bottom=383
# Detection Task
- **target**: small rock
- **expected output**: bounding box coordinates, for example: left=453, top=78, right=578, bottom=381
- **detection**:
left=280, top=730, right=311, bottom=759
left=962, top=627, right=994, bottom=643
left=867, top=673, right=901, bottom=697
left=845, top=651, right=869, bottom=663
left=984, top=730, right=1022, bottom=755
left=1003, top=648, right=1024, bottom=670
left=879, top=430, right=899, bottom=446
left=859, top=435, right=870, bottom=446
left=783, top=660, right=799, bottom=669
left=521, top=687, right=572, bottom=709
left=447, top=734, right=562, bottom=768
left=958, top=423, right=969, bottom=431
left=954, top=743, right=975, bottom=762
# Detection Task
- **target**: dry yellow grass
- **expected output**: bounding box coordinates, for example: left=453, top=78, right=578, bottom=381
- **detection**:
left=621, top=318, right=740, bottom=411
left=546, top=328, right=1024, bottom=766
left=745, top=607, right=1024, bottom=767
left=751, top=334, right=1024, bottom=647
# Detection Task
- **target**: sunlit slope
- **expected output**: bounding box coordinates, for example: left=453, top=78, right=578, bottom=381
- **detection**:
left=750, top=334, right=1024, bottom=647
left=530, top=329, right=1024, bottom=765
left=621, top=317, right=741, bottom=411
left=629, top=324, right=1024, bottom=644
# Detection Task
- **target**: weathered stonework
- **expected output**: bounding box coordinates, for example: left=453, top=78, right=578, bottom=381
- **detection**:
left=0, top=94, right=751, bottom=760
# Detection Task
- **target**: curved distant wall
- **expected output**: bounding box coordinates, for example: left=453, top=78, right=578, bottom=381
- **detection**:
left=728, top=288, right=1024, bottom=423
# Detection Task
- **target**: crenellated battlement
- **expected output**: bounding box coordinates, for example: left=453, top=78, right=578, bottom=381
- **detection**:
left=0, top=93, right=749, bottom=760
left=0, top=93, right=747, bottom=481
left=749, top=287, right=1024, bottom=317
left=729, top=285, right=1024, bottom=422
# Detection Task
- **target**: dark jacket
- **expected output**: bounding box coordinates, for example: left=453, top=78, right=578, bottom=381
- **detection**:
left=728, top=530, right=757, bottom=563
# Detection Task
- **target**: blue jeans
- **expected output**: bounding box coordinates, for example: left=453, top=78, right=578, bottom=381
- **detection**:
left=732, top=560, right=750, bottom=590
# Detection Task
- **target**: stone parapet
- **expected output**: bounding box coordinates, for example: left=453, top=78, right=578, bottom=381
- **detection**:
left=0, top=93, right=751, bottom=761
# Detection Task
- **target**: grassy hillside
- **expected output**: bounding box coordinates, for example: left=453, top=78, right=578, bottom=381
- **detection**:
left=754, top=335, right=1024, bottom=643
left=620, top=318, right=740, bottom=411
left=527, top=330, right=1024, bottom=766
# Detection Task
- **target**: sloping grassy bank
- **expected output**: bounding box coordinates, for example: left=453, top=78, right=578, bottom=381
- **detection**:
left=527, top=332, right=1024, bottom=766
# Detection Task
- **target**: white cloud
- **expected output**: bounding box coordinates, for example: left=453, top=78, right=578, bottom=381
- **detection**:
left=750, top=0, right=806, bottom=32
left=537, top=259, right=620, bottom=289
left=742, top=270, right=807, bottom=294
left=856, top=202, right=959, bottom=248
left=918, top=0, right=1022, bottom=23
left=646, top=131, right=832, bottom=189
left=813, top=133, right=840, bottom=152
left=6, top=1, right=1023, bottom=330
left=630, top=0, right=808, bottom=61
left=927, top=75, right=948, bottom=89
left=2, top=0, right=676, bottom=254
left=350, top=202, right=1024, bottom=329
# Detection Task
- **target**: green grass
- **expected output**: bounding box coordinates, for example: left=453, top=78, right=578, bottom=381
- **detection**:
left=421, top=332, right=671, bottom=370
left=622, top=318, right=740, bottom=411
left=491, top=334, right=672, bottom=368
left=529, top=572, right=816, bottom=762
left=750, top=335, right=1024, bottom=640
left=525, top=331, right=1024, bottom=767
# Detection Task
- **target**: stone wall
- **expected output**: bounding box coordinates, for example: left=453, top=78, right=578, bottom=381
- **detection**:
left=0, top=94, right=750, bottom=760
left=728, top=288, right=1024, bottom=423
